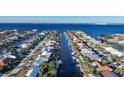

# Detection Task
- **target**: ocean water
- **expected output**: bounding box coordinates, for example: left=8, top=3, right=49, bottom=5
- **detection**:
left=0, top=23, right=124, bottom=38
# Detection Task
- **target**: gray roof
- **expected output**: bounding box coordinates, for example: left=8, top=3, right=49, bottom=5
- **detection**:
left=81, top=49, right=94, bottom=54
left=81, top=49, right=102, bottom=61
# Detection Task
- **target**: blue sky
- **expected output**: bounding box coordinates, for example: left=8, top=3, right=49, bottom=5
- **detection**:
left=0, top=16, right=124, bottom=23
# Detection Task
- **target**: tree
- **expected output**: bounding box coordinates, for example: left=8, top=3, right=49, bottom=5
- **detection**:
left=103, top=59, right=111, bottom=65
left=103, top=57, right=111, bottom=65
left=114, top=68, right=121, bottom=75
left=111, top=64, right=116, bottom=69
left=95, top=70, right=101, bottom=75
left=112, top=43, right=120, bottom=49
left=112, top=55, right=121, bottom=62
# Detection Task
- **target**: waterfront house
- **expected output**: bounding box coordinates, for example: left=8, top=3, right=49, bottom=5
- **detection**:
left=81, top=49, right=102, bottom=62
left=0, top=57, right=13, bottom=70
left=92, top=61, right=113, bottom=71
left=101, top=71, right=118, bottom=77
left=77, top=42, right=85, bottom=49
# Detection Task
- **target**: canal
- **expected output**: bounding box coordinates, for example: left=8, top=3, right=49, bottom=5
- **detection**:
left=57, top=31, right=82, bottom=77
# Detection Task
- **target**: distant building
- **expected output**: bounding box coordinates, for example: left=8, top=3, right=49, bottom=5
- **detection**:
left=104, top=47, right=123, bottom=57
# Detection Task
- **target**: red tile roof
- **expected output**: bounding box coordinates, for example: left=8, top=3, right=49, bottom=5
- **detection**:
left=101, top=71, right=113, bottom=77
left=0, top=60, right=5, bottom=66
left=101, top=71, right=118, bottom=77
left=93, top=61, right=113, bottom=71
left=101, top=66, right=113, bottom=71
left=0, top=58, right=12, bottom=66
left=77, top=43, right=84, bottom=49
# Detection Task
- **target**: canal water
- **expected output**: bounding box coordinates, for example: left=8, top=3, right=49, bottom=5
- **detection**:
left=57, top=32, right=82, bottom=77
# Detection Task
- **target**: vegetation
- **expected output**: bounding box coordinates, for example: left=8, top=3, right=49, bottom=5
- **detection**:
left=100, top=34, right=110, bottom=39
left=0, top=66, right=14, bottom=74
left=38, top=61, right=57, bottom=77
left=103, top=57, right=111, bottom=65
left=114, top=68, right=121, bottom=76
left=80, top=61, right=92, bottom=76
left=101, top=42, right=109, bottom=46
left=112, top=55, right=121, bottom=62
left=66, top=33, right=93, bottom=76
left=16, top=66, right=29, bottom=77
left=112, top=43, right=120, bottom=49
left=110, top=64, right=116, bottom=69
left=95, top=70, right=101, bottom=75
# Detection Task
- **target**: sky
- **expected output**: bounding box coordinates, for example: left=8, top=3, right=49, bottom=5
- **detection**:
left=0, top=16, right=124, bottom=23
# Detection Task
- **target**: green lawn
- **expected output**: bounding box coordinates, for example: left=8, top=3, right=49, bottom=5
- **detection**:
left=16, top=67, right=29, bottom=77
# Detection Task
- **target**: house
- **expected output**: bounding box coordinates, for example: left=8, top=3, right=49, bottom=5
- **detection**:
left=26, top=55, right=43, bottom=77
left=77, top=42, right=85, bottom=49
left=81, top=49, right=102, bottom=62
left=7, top=54, right=16, bottom=59
left=104, top=47, right=123, bottom=57
left=92, top=61, right=113, bottom=71
left=101, top=71, right=118, bottom=77
left=0, top=57, right=13, bottom=70
left=20, top=43, right=28, bottom=48
left=41, top=51, right=47, bottom=57
left=42, top=47, right=50, bottom=52
left=39, top=32, right=45, bottom=36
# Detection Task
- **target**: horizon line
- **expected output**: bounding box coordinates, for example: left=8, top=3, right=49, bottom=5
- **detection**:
left=0, top=22, right=124, bottom=25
